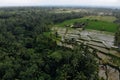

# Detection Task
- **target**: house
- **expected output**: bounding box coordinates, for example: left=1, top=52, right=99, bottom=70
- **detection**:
left=72, top=22, right=86, bottom=30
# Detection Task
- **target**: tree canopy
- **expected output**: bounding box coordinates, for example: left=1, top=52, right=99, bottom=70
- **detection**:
left=0, top=7, right=99, bottom=80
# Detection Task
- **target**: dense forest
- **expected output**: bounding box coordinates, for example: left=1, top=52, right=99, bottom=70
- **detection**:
left=0, top=7, right=100, bottom=80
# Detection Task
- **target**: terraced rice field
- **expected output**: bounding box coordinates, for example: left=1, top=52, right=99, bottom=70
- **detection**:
left=56, top=16, right=118, bottom=32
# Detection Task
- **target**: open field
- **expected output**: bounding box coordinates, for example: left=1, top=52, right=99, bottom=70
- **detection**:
left=56, top=16, right=118, bottom=32
left=83, top=16, right=117, bottom=22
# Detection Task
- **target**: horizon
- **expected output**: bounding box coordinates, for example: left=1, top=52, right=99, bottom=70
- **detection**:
left=0, top=0, right=120, bottom=8
left=0, top=5, right=120, bottom=9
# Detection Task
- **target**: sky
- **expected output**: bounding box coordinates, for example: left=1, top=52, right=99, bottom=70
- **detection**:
left=0, top=0, right=120, bottom=8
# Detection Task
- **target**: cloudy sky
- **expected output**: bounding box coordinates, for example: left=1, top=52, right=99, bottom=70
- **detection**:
left=0, top=0, right=120, bottom=7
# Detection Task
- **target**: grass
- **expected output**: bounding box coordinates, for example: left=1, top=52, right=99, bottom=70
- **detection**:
left=83, top=16, right=117, bottom=22
left=86, top=20, right=117, bottom=32
left=55, top=16, right=118, bottom=33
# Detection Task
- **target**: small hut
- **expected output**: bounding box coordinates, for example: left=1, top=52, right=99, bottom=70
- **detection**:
left=72, top=22, right=86, bottom=29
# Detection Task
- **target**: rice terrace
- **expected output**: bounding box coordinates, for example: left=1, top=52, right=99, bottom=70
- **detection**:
left=0, top=2, right=120, bottom=80
left=52, top=9, right=120, bottom=80
left=56, top=15, right=118, bottom=32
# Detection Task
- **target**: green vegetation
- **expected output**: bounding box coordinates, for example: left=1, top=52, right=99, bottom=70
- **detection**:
left=0, top=7, right=99, bottom=80
left=114, top=12, right=120, bottom=50
left=115, top=26, right=120, bottom=50
left=56, top=16, right=118, bottom=32
left=83, top=16, right=117, bottom=22
left=85, top=20, right=117, bottom=32
left=0, top=7, right=120, bottom=80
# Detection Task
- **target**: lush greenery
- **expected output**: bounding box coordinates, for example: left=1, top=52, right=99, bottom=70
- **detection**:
left=56, top=16, right=118, bottom=32
left=114, top=11, right=120, bottom=50
left=83, top=16, right=117, bottom=22
left=0, top=7, right=99, bottom=80
left=115, top=26, right=120, bottom=50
